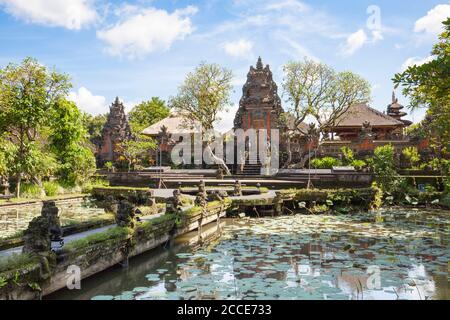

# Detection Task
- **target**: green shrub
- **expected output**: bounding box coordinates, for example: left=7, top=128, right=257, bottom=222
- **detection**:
left=310, top=157, right=342, bottom=169
left=104, top=162, right=113, bottom=171
left=340, top=146, right=354, bottom=165
left=371, top=145, right=403, bottom=195
left=402, top=147, right=420, bottom=168
left=43, top=181, right=60, bottom=197
left=20, top=183, right=44, bottom=198
left=351, top=159, right=367, bottom=171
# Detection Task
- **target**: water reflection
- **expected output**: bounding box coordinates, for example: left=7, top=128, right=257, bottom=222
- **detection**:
left=48, top=208, right=449, bottom=300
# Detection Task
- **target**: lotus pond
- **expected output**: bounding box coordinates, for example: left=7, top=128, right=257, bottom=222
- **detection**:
left=0, top=198, right=109, bottom=239
left=49, top=208, right=449, bottom=300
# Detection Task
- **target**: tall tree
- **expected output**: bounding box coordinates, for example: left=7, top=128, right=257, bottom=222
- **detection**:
left=116, top=137, right=156, bottom=172
left=50, top=99, right=96, bottom=185
left=169, top=62, right=233, bottom=135
left=83, top=113, right=108, bottom=146
left=393, top=18, right=450, bottom=156
left=282, top=58, right=371, bottom=137
left=0, top=57, right=71, bottom=197
left=128, top=97, right=170, bottom=134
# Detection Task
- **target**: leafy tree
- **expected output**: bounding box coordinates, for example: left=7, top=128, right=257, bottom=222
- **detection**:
left=83, top=113, right=108, bottom=146
left=128, top=97, right=170, bottom=134
left=0, top=135, right=13, bottom=178
left=282, top=58, right=371, bottom=137
left=371, top=145, right=401, bottom=195
left=402, top=147, right=420, bottom=169
left=116, top=136, right=156, bottom=172
left=393, top=18, right=450, bottom=154
left=0, top=57, right=71, bottom=197
left=169, top=62, right=233, bottom=135
left=50, top=99, right=96, bottom=185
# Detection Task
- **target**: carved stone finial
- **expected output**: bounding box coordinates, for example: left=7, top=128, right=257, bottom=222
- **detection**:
left=256, top=56, right=263, bottom=70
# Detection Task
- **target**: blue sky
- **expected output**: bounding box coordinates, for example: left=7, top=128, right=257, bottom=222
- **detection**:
left=0, top=0, right=449, bottom=132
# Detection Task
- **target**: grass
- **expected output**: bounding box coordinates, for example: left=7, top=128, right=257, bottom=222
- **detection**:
left=21, top=183, right=44, bottom=198
left=43, top=181, right=60, bottom=197
left=63, top=226, right=133, bottom=252
left=0, top=253, right=39, bottom=274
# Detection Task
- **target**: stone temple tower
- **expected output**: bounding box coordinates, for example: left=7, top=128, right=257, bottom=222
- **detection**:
left=97, top=97, right=133, bottom=165
left=233, top=57, right=284, bottom=133
left=387, top=92, right=412, bottom=127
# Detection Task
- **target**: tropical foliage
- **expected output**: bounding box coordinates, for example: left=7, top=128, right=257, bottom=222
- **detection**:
left=128, top=97, right=170, bottom=134
left=282, top=58, right=371, bottom=136
left=310, top=157, right=342, bottom=169
left=393, top=18, right=450, bottom=155
left=170, top=62, right=233, bottom=136
left=0, top=57, right=96, bottom=197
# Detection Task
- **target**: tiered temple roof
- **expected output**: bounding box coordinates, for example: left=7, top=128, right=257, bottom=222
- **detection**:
left=387, top=92, right=412, bottom=126
left=332, top=103, right=404, bottom=140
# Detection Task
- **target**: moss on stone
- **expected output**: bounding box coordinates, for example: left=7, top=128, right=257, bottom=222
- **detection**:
left=62, top=226, right=133, bottom=252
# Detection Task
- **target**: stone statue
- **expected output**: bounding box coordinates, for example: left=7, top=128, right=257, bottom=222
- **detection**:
left=115, top=200, right=137, bottom=228
left=360, top=121, right=374, bottom=140
left=23, top=201, right=62, bottom=254
left=233, top=180, right=243, bottom=197
left=195, top=180, right=208, bottom=208
left=104, top=195, right=119, bottom=214
left=167, top=189, right=184, bottom=214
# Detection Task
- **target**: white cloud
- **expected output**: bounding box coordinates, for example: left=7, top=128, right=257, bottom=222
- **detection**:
left=216, top=105, right=238, bottom=133
left=69, top=87, right=107, bottom=115
left=265, top=0, right=309, bottom=12
left=222, top=39, right=253, bottom=58
left=340, top=29, right=368, bottom=56
left=414, top=4, right=450, bottom=36
left=69, top=87, right=138, bottom=114
left=97, top=6, right=198, bottom=59
left=0, top=0, right=97, bottom=30
left=401, top=56, right=435, bottom=71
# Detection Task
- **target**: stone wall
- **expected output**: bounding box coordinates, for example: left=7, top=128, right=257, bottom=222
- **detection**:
left=0, top=199, right=232, bottom=300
